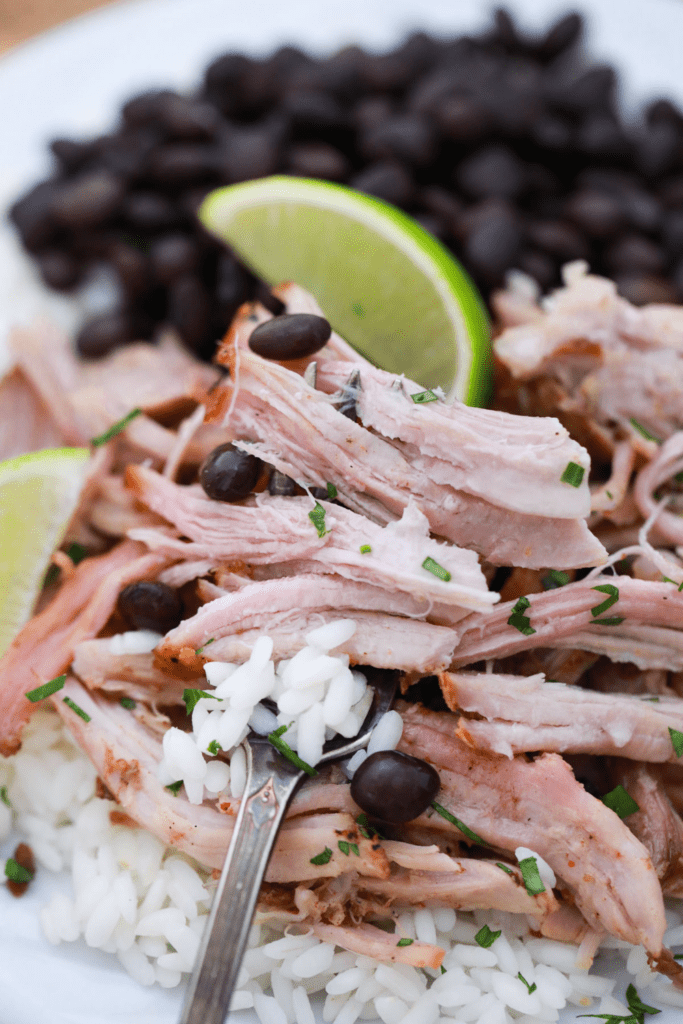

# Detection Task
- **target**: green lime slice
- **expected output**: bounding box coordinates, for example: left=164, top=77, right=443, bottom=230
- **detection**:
left=200, top=176, right=490, bottom=404
left=0, top=447, right=91, bottom=658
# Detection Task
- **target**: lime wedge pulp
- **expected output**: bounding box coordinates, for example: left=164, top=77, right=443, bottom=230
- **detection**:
left=0, top=447, right=91, bottom=658
left=200, top=176, right=490, bottom=404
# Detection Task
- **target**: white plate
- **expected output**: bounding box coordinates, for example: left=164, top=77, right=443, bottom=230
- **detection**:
left=2, top=1, right=683, bottom=1021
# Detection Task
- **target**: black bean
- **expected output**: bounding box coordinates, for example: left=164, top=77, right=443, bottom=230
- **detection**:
left=282, top=90, right=346, bottom=131
left=553, top=66, right=617, bottom=114
left=635, top=121, right=681, bottom=178
left=9, top=181, right=62, bottom=251
left=121, top=89, right=177, bottom=127
left=150, top=234, right=200, bottom=285
left=436, top=95, right=493, bottom=143
left=218, top=123, right=282, bottom=183
left=419, top=186, right=464, bottom=236
left=202, top=53, right=253, bottom=112
left=517, top=250, right=557, bottom=289
left=353, top=96, right=394, bottom=132
left=36, top=251, right=83, bottom=290
left=534, top=12, right=583, bottom=63
left=167, top=275, right=212, bottom=352
left=94, top=127, right=161, bottom=179
left=456, top=145, right=527, bottom=201
left=565, top=189, right=625, bottom=239
left=350, top=161, right=414, bottom=206
left=76, top=311, right=133, bottom=359
left=661, top=210, right=683, bottom=258
left=359, top=113, right=436, bottom=166
left=576, top=114, right=628, bottom=159
left=659, top=176, right=683, bottom=209
left=117, top=581, right=183, bottom=633
left=268, top=470, right=298, bottom=496
left=286, top=142, right=349, bottom=181
left=109, top=242, right=149, bottom=296
left=158, top=95, right=221, bottom=140
left=530, top=114, right=572, bottom=151
left=123, top=191, right=180, bottom=231
left=619, top=187, right=662, bottom=233
left=463, top=201, right=524, bottom=284
left=149, top=144, right=218, bottom=185
left=200, top=443, right=263, bottom=502
left=249, top=313, right=331, bottom=360
left=604, top=234, right=665, bottom=276
left=51, top=170, right=124, bottom=230
left=350, top=750, right=441, bottom=823
left=215, top=254, right=248, bottom=308
left=528, top=220, right=589, bottom=261
left=614, top=274, right=678, bottom=306
left=254, top=282, right=287, bottom=316
left=50, top=138, right=95, bottom=172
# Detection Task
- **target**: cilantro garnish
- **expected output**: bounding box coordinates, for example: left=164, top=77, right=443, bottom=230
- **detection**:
left=475, top=924, right=501, bottom=948
left=517, top=856, right=546, bottom=896
left=267, top=725, right=318, bottom=777
left=561, top=461, right=585, bottom=487
left=602, top=785, right=639, bottom=819
left=308, top=501, right=329, bottom=538
left=25, top=674, right=66, bottom=703
left=63, top=697, right=91, bottom=723
left=182, top=689, right=222, bottom=715
left=91, top=408, right=142, bottom=447
left=507, top=596, right=536, bottom=636
left=310, top=847, right=333, bottom=866
left=431, top=802, right=485, bottom=845
left=591, top=583, right=619, bottom=618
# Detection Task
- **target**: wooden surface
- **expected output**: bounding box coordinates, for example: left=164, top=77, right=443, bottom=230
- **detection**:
left=0, top=0, right=118, bottom=55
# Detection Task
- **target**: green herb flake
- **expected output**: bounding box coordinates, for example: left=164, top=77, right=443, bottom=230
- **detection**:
left=507, top=596, right=536, bottom=636
left=517, top=856, right=546, bottom=896
left=0, top=786, right=10, bottom=808
left=669, top=727, right=683, bottom=759
left=606, top=490, right=613, bottom=500
left=166, top=781, right=183, bottom=796
left=474, top=924, right=501, bottom=948
left=359, top=544, right=372, bottom=554
left=5, top=858, right=33, bottom=884
left=411, top=390, right=438, bottom=404
left=630, top=418, right=661, bottom=444
left=440, top=965, right=446, bottom=975
left=63, top=696, right=91, bottom=723
left=396, top=938, right=414, bottom=947
left=356, top=812, right=383, bottom=839
left=543, top=569, right=570, bottom=589
left=310, top=847, right=333, bottom=866
left=66, top=542, right=87, bottom=565
left=592, top=616, right=625, bottom=626
left=422, top=556, right=451, bottom=582
left=602, top=784, right=640, bottom=819
left=561, top=461, right=585, bottom=487
left=326, top=482, right=338, bottom=500
left=495, top=862, right=514, bottom=875
left=195, top=638, right=215, bottom=655
left=337, top=840, right=360, bottom=857
left=268, top=724, right=318, bottom=777
left=643, top=697, right=660, bottom=702
left=308, top=501, right=329, bottom=538
left=182, top=688, right=222, bottom=715
left=207, top=740, right=222, bottom=756
left=431, top=802, right=485, bottom=845
left=90, top=408, right=142, bottom=447
left=120, top=697, right=136, bottom=710
left=625, top=984, right=660, bottom=1019
left=591, top=583, right=620, bottom=618
left=517, top=973, right=537, bottom=995
left=25, top=674, right=66, bottom=703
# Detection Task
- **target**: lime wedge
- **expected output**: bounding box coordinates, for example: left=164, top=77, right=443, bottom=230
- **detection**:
left=0, top=447, right=91, bottom=658
left=199, top=176, right=490, bottom=404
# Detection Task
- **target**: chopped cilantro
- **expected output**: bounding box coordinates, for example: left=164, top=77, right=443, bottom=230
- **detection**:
left=517, top=856, right=546, bottom=896
left=207, top=740, right=222, bottom=756
left=268, top=724, right=318, bottom=777
left=543, top=569, right=570, bottom=589
left=592, top=616, right=625, bottom=626
left=326, top=482, right=338, bottom=500
left=422, top=556, right=451, bottom=582
left=63, top=697, right=91, bottom=723
left=591, top=583, right=620, bottom=618
left=310, top=847, right=333, bottom=866
left=669, top=727, right=683, bottom=759
left=182, top=689, right=222, bottom=715
left=629, top=418, right=661, bottom=444
left=120, top=697, right=136, bottom=710
left=507, top=596, right=536, bottom=636
left=602, top=785, right=639, bottom=819
left=411, top=390, right=438, bottom=404
left=517, top=973, right=537, bottom=994
left=90, top=408, right=142, bottom=447
left=396, top=937, right=414, bottom=947
left=431, top=802, right=485, bottom=845
left=356, top=812, right=383, bottom=839
left=166, top=781, right=183, bottom=796
left=337, top=840, right=360, bottom=857
left=561, top=461, right=585, bottom=487
left=25, top=674, right=66, bottom=703
left=495, top=862, right=514, bottom=875
left=308, top=501, right=329, bottom=538
left=195, top=638, right=215, bottom=655
left=359, top=544, right=372, bottom=554
left=0, top=786, right=10, bottom=808
left=4, top=858, right=33, bottom=884
left=475, top=924, right=500, bottom=948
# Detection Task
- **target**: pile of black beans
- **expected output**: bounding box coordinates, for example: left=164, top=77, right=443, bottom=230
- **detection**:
left=10, top=7, right=683, bottom=361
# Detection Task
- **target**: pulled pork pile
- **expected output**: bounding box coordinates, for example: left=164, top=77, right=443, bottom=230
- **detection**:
left=3, top=273, right=683, bottom=979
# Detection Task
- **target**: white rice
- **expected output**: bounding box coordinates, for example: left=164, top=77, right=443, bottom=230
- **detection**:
left=2, top=671, right=683, bottom=1021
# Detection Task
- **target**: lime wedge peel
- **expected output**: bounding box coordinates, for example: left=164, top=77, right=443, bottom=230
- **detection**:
left=200, top=176, right=490, bottom=405
left=0, top=447, right=91, bottom=659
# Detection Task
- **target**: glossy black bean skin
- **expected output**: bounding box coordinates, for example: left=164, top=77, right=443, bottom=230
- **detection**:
left=249, top=314, right=331, bottom=360
left=75, top=311, right=132, bottom=359
left=117, top=581, right=183, bottom=634
left=350, top=750, right=441, bottom=824
left=200, top=443, right=263, bottom=502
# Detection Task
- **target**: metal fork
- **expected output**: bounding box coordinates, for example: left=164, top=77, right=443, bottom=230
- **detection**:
left=179, top=669, right=397, bottom=1024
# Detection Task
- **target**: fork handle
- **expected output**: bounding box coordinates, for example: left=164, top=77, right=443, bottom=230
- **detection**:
left=179, top=743, right=303, bottom=1024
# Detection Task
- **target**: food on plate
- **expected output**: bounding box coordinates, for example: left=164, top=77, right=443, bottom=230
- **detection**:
left=3, top=259, right=683, bottom=1022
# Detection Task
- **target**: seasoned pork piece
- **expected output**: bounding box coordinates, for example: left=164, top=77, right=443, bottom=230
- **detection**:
left=206, top=344, right=606, bottom=569
left=8, top=323, right=219, bottom=445
left=155, top=575, right=459, bottom=676
left=127, top=464, right=496, bottom=617
left=494, top=263, right=683, bottom=446
left=397, top=702, right=667, bottom=957
left=0, top=541, right=169, bottom=755
left=0, top=365, right=65, bottom=460
left=451, top=576, right=683, bottom=671
left=440, top=670, right=683, bottom=762
left=72, top=638, right=194, bottom=705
